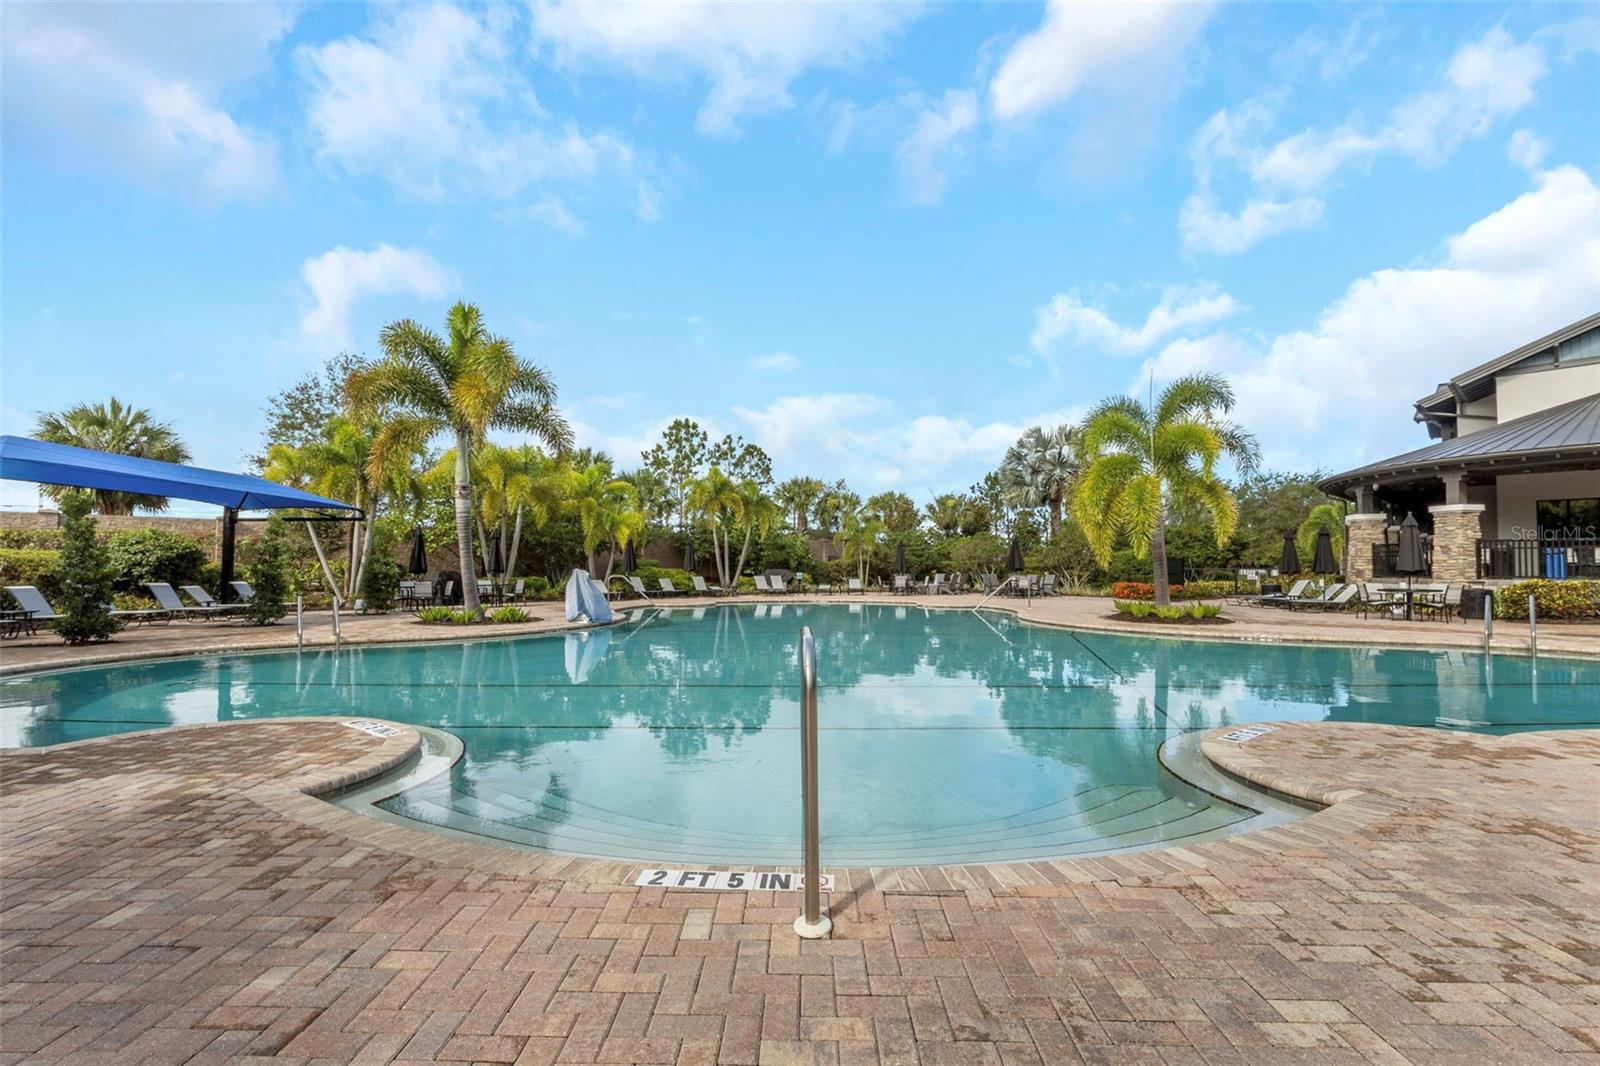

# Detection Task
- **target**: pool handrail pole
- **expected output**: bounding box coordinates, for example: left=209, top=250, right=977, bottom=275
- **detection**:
left=1528, top=593, right=1537, bottom=657
left=794, top=626, right=831, bottom=939
left=333, top=597, right=342, bottom=644
left=1482, top=589, right=1492, bottom=650
left=296, top=594, right=304, bottom=650
left=971, top=575, right=1017, bottom=613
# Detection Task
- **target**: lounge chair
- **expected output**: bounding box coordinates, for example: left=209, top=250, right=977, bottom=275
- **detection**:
left=657, top=578, right=685, bottom=597
left=1284, top=583, right=1344, bottom=610
left=770, top=575, right=791, bottom=595
left=753, top=575, right=773, bottom=594
left=181, top=585, right=248, bottom=615
left=1289, top=584, right=1356, bottom=611
left=624, top=576, right=652, bottom=599
left=847, top=578, right=864, bottom=594
left=1254, top=578, right=1312, bottom=608
left=691, top=575, right=723, bottom=596
left=230, top=581, right=257, bottom=603
left=7, top=585, right=168, bottom=631
left=145, top=582, right=236, bottom=620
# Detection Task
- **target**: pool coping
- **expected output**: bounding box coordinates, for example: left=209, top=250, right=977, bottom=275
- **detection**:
left=3, top=594, right=1597, bottom=686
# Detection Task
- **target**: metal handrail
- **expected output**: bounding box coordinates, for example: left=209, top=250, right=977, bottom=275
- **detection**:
left=794, top=626, right=831, bottom=939
left=971, top=575, right=1019, bottom=612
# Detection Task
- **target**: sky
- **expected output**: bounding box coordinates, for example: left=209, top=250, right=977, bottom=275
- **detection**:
left=3, top=1, right=1598, bottom=514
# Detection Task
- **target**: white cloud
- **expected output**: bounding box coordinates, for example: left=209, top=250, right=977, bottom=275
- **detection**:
left=529, top=1, right=924, bottom=137
left=1149, top=165, right=1600, bottom=466
left=0, top=2, right=291, bottom=205
left=1031, top=286, right=1241, bottom=356
left=750, top=352, right=802, bottom=372
left=989, top=0, right=1213, bottom=122
left=299, top=4, right=658, bottom=218
left=1185, top=28, right=1549, bottom=254
left=894, top=90, right=978, bottom=205
left=1508, top=129, right=1549, bottom=173
left=298, top=244, right=453, bottom=354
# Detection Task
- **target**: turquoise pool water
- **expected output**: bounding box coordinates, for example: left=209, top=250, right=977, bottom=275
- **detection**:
left=3, top=604, right=1596, bottom=865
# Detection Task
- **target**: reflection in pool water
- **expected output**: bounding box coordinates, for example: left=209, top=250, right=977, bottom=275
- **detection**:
left=2, top=605, right=1595, bottom=865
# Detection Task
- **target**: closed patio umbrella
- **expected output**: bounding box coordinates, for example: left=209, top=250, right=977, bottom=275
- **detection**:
left=1279, top=532, right=1300, bottom=576
left=623, top=541, right=638, bottom=573
left=894, top=542, right=907, bottom=575
left=1006, top=538, right=1024, bottom=573
left=1312, top=528, right=1338, bottom=580
left=1395, top=512, right=1427, bottom=620
left=407, top=528, right=427, bottom=576
left=683, top=536, right=695, bottom=571
left=487, top=530, right=505, bottom=580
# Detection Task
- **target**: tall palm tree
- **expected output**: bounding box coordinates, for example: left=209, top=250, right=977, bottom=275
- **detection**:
left=999, top=424, right=1079, bottom=540
left=348, top=302, right=572, bottom=617
left=775, top=476, right=825, bottom=534
left=1072, top=374, right=1259, bottom=607
left=34, top=398, right=191, bottom=514
left=840, top=505, right=885, bottom=584
left=687, top=467, right=744, bottom=588
left=811, top=481, right=856, bottom=537
left=1296, top=501, right=1347, bottom=570
left=728, top=481, right=779, bottom=584
left=566, top=460, right=643, bottom=578
left=923, top=493, right=972, bottom=537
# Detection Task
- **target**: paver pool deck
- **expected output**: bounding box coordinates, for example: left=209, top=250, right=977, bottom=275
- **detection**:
left=3, top=711, right=1598, bottom=1064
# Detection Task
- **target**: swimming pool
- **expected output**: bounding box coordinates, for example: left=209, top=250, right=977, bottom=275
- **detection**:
left=3, top=604, right=1595, bottom=866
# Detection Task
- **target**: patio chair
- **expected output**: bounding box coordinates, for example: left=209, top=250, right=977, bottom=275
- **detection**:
left=229, top=581, right=257, bottom=603
left=509, top=578, right=525, bottom=602
left=892, top=574, right=911, bottom=594
left=624, top=576, right=652, bottom=599
left=691, top=575, right=723, bottom=596
left=1419, top=584, right=1463, bottom=623
left=770, top=575, right=793, bottom=595
left=180, top=585, right=248, bottom=615
left=847, top=578, right=864, bottom=594
left=1255, top=579, right=1313, bottom=608
left=752, top=575, right=772, bottom=594
left=981, top=573, right=1000, bottom=594
left=1289, top=584, right=1357, bottom=612
left=657, top=578, right=685, bottom=597
left=1284, top=582, right=1344, bottom=610
left=1039, top=573, right=1057, bottom=596
left=145, top=582, right=234, bottom=620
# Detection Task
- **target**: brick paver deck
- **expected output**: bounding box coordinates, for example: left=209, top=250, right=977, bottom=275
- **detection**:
left=3, top=717, right=1597, bottom=1064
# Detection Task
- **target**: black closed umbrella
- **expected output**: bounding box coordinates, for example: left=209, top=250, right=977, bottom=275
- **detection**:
left=1312, top=528, right=1338, bottom=577
left=624, top=541, right=638, bottom=573
left=1006, top=538, right=1024, bottom=573
left=682, top=536, right=695, bottom=572
left=1395, top=512, right=1426, bottom=620
left=407, top=527, right=428, bottom=576
left=894, top=542, right=907, bottom=575
left=487, top=530, right=505, bottom=580
left=1279, top=531, right=1300, bottom=576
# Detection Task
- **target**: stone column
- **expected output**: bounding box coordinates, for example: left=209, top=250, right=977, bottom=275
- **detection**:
left=1344, top=514, right=1388, bottom=582
left=1429, top=504, right=1485, bottom=583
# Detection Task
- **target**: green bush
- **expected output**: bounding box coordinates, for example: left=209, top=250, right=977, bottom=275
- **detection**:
left=0, top=548, right=62, bottom=598
left=417, top=606, right=476, bottom=624
left=0, top=529, right=64, bottom=550
left=489, top=606, right=531, bottom=623
left=243, top=517, right=289, bottom=625
left=360, top=553, right=402, bottom=613
left=1113, top=599, right=1220, bottom=621
left=1494, top=579, right=1600, bottom=621
left=50, top=494, right=121, bottom=644
left=105, top=528, right=208, bottom=593
left=628, top=564, right=694, bottom=589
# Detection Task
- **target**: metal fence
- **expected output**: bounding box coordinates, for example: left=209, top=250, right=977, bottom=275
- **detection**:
left=1372, top=543, right=1432, bottom=578
left=1476, top=538, right=1600, bottom=580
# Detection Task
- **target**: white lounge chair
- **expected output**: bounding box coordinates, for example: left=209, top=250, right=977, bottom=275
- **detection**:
left=625, top=576, right=652, bottom=599
left=848, top=578, right=864, bottom=594
left=657, top=578, right=685, bottom=597
left=691, top=575, right=723, bottom=596
left=753, top=575, right=773, bottom=594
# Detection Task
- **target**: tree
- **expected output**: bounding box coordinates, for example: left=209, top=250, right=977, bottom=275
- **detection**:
left=244, top=515, right=290, bottom=624
left=34, top=398, right=191, bottom=514
left=999, top=424, right=1079, bottom=539
left=924, top=493, right=977, bottom=537
left=1297, top=501, right=1347, bottom=568
left=1073, top=374, right=1259, bottom=607
left=642, top=418, right=709, bottom=535
left=50, top=492, right=120, bottom=644
left=728, top=481, right=779, bottom=583
left=566, top=460, right=643, bottom=578
left=709, top=433, right=773, bottom=486
left=252, top=352, right=369, bottom=468
left=775, top=476, right=826, bottom=534
left=1234, top=471, right=1333, bottom=565
left=688, top=467, right=776, bottom=587
left=839, top=505, right=884, bottom=584
left=348, top=302, right=572, bottom=618
left=812, top=481, right=856, bottom=537
left=866, top=491, right=919, bottom=534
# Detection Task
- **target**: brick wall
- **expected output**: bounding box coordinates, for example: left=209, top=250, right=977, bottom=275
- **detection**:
left=0, top=510, right=266, bottom=561
left=1429, top=505, right=1485, bottom=583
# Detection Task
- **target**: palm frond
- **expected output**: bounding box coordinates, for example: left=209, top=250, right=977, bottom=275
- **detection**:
left=1155, top=373, right=1234, bottom=426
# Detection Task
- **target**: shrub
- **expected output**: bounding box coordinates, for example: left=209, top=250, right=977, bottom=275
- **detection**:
left=1494, top=579, right=1600, bottom=621
left=0, top=529, right=64, bottom=550
left=0, top=548, right=62, bottom=599
left=489, top=606, right=531, bottom=623
left=243, top=517, right=289, bottom=625
left=360, top=552, right=402, bottom=613
left=1191, top=603, right=1222, bottom=618
left=1172, top=580, right=1234, bottom=600
left=1112, top=581, right=1156, bottom=600
left=105, top=528, right=208, bottom=593
left=50, top=494, right=121, bottom=644
left=629, top=564, right=693, bottom=589
left=1113, top=599, right=1220, bottom=621
left=417, top=606, right=476, bottom=624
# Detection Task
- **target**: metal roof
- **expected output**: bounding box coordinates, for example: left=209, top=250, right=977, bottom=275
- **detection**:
left=0, top=435, right=360, bottom=513
left=1413, top=312, right=1600, bottom=413
left=1321, top=391, right=1600, bottom=497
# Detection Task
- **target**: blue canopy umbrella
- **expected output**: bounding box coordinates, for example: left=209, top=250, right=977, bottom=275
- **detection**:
left=0, top=435, right=359, bottom=600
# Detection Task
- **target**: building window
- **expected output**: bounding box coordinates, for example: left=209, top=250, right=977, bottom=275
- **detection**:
left=1536, top=498, right=1600, bottom=539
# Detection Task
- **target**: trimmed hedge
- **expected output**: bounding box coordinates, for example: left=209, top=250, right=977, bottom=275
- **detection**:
left=105, top=529, right=208, bottom=593
left=0, top=548, right=61, bottom=598
left=1494, top=579, right=1600, bottom=621
left=0, top=529, right=64, bottom=550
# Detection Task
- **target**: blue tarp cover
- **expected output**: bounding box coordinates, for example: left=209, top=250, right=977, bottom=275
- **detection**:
left=0, top=435, right=360, bottom=513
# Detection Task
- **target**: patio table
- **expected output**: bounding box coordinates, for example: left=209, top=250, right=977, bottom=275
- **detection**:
left=0, top=608, right=34, bottom=639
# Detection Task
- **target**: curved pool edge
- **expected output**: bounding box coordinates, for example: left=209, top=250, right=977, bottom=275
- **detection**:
left=4, top=593, right=1597, bottom=683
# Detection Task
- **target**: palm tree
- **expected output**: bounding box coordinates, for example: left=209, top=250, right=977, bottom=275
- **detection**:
left=348, top=302, right=572, bottom=617
left=999, top=424, right=1079, bottom=539
left=1297, top=501, right=1347, bottom=570
left=840, top=505, right=884, bottom=584
left=1073, top=374, right=1259, bottom=607
left=775, top=476, right=825, bottom=534
left=566, top=460, right=643, bottom=578
left=923, top=493, right=972, bottom=537
left=811, top=481, right=856, bottom=537
left=33, top=398, right=191, bottom=514
left=728, top=481, right=779, bottom=584
left=687, top=467, right=744, bottom=588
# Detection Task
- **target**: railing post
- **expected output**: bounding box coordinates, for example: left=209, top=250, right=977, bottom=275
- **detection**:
left=1481, top=590, right=1492, bottom=650
left=296, top=594, right=304, bottom=650
left=332, top=597, right=342, bottom=645
left=1528, top=593, right=1537, bottom=657
left=794, top=626, right=831, bottom=940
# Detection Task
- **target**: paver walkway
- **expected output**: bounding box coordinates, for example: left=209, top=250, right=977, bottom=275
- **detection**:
left=2, top=717, right=1597, bottom=1064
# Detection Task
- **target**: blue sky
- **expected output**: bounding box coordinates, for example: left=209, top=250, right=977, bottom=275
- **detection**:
left=3, top=1, right=1598, bottom=513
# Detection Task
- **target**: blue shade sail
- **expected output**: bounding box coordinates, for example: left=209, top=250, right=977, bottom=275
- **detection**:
left=0, top=435, right=359, bottom=513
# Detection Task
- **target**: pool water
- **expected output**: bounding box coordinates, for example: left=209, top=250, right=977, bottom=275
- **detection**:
left=3, top=604, right=1595, bottom=866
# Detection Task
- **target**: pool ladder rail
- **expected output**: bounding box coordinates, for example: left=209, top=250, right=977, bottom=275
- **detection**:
left=794, top=626, right=831, bottom=939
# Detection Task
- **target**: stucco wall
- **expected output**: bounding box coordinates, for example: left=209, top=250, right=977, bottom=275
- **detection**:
left=1494, top=362, right=1600, bottom=424
left=1492, top=470, right=1600, bottom=539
